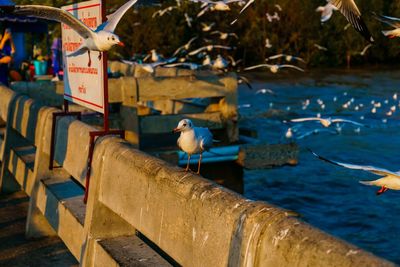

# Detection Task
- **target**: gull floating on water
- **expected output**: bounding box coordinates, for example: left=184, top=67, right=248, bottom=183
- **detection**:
left=173, top=119, right=213, bottom=174
left=329, top=0, right=374, bottom=42
left=309, top=149, right=400, bottom=195
left=9, top=0, right=137, bottom=66
left=291, top=117, right=365, bottom=127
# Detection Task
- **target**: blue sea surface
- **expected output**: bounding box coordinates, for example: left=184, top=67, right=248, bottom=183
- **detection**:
left=239, top=69, right=400, bottom=264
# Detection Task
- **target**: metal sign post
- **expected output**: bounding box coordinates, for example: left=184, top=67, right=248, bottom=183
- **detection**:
left=83, top=0, right=124, bottom=204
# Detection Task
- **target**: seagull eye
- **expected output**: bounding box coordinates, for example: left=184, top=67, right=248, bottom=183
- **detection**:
left=112, top=36, right=115, bottom=41
left=107, top=37, right=109, bottom=40
left=183, top=123, right=187, bottom=127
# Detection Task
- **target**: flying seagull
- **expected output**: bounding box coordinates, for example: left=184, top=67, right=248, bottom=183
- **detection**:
left=316, top=1, right=338, bottom=23
left=372, top=13, right=400, bottom=38
left=309, top=149, right=400, bottom=195
left=291, top=117, right=365, bottom=127
left=329, top=0, right=374, bottom=42
left=8, top=0, right=137, bottom=66
left=173, top=119, right=213, bottom=174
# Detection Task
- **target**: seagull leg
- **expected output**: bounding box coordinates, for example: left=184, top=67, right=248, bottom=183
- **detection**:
left=185, top=154, right=191, bottom=172
left=196, top=153, right=203, bottom=174
left=376, top=186, right=388, bottom=195
left=87, top=50, right=92, bottom=67
left=98, top=51, right=102, bottom=61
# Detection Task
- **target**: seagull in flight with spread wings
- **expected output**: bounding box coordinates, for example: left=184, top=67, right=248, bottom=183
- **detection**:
left=329, top=0, right=374, bottom=42
left=373, top=13, right=400, bottom=38
left=8, top=0, right=137, bottom=66
left=309, top=149, right=400, bottom=195
left=291, top=117, right=365, bottom=127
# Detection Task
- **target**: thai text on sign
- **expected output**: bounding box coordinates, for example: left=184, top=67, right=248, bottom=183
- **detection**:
left=62, top=0, right=105, bottom=113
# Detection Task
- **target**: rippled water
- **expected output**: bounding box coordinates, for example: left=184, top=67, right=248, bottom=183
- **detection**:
left=239, top=69, right=400, bottom=264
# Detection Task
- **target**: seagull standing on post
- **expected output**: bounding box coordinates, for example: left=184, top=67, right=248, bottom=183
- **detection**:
left=8, top=0, right=138, bottom=66
left=173, top=119, right=213, bottom=174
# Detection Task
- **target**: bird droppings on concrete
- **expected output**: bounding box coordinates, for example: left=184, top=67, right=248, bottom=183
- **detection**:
left=346, top=249, right=360, bottom=256
left=273, top=229, right=290, bottom=247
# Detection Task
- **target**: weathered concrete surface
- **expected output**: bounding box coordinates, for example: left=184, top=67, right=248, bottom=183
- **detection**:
left=0, top=191, right=77, bottom=267
left=87, top=137, right=396, bottom=267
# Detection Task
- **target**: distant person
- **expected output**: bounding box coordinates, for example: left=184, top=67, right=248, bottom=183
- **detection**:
left=51, top=37, right=62, bottom=81
left=0, top=28, right=15, bottom=86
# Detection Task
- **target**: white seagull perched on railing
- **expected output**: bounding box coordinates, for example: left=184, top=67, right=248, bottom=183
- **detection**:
left=8, top=0, right=137, bottom=67
left=173, top=119, right=213, bottom=174
left=291, top=117, right=365, bottom=127
left=309, top=149, right=400, bottom=195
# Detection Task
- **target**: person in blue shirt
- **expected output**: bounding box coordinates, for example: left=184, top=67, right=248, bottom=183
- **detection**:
left=0, top=28, right=15, bottom=86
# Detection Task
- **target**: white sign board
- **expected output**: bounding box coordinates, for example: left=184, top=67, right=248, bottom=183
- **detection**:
left=62, top=0, right=105, bottom=113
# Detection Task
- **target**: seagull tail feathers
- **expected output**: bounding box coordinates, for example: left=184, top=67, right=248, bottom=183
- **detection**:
left=359, top=180, right=374, bottom=186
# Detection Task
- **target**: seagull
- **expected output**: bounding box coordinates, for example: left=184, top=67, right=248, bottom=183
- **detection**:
left=184, top=12, right=193, bottom=27
left=9, top=0, right=137, bottom=67
left=285, top=128, right=293, bottom=139
left=196, top=0, right=241, bottom=11
left=290, top=117, right=365, bottom=127
left=255, top=88, right=275, bottom=95
left=316, top=1, right=338, bottom=23
left=172, top=36, right=198, bottom=56
left=244, top=63, right=304, bottom=73
left=188, top=45, right=233, bottom=56
left=372, top=13, right=400, bottom=38
left=212, top=54, right=228, bottom=70
left=173, top=119, right=213, bottom=174
left=201, top=22, right=215, bottom=32
left=210, top=30, right=239, bottom=40
left=152, top=5, right=178, bottom=18
left=164, top=62, right=202, bottom=70
left=314, top=43, right=328, bottom=51
left=122, top=57, right=176, bottom=73
left=230, top=0, right=254, bottom=25
left=266, top=54, right=306, bottom=63
left=309, top=149, right=400, bottom=195
left=329, top=0, right=374, bottom=42
left=265, top=38, right=272, bottom=48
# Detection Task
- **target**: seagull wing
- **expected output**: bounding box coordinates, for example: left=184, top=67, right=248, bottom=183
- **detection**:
left=244, top=64, right=271, bottom=71
left=188, top=46, right=207, bottom=56
left=372, top=13, right=400, bottom=28
left=309, top=149, right=400, bottom=177
left=329, top=0, right=373, bottom=42
left=279, top=64, right=305, bottom=72
left=291, top=117, right=322, bottom=123
left=331, top=118, right=365, bottom=126
left=98, top=0, right=138, bottom=32
left=196, top=127, right=213, bottom=151
left=13, top=5, right=94, bottom=39
left=238, top=0, right=254, bottom=14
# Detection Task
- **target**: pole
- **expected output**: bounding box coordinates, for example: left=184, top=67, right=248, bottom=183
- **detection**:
left=102, top=0, right=109, bottom=131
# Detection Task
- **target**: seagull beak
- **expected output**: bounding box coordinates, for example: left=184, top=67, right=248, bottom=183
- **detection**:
left=173, top=128, right=181, bottom=133
left=118, top=41, right=125, bottom=47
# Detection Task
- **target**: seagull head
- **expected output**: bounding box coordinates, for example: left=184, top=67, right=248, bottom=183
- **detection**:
left=173, top=119, right=193, bottom=133
left=101, top=32, right=124, bottom=49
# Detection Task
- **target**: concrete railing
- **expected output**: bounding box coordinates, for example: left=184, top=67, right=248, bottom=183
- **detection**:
left=0, top=84, right=395, bottom=267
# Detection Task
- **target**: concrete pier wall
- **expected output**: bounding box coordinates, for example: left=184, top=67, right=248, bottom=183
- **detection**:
left=0, top=84, right=395, bottom=266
